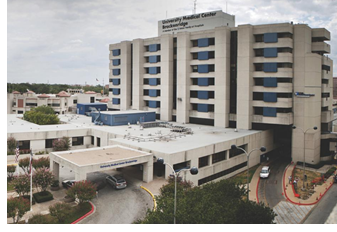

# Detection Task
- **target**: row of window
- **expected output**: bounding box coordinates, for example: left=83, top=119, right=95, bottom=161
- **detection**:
left=18, top=137, right=86, bottom=150
left=190, top=91, right=215, bottom=99
left=254, top=47, right=293, bottom=57
left=253, top=92, right=292, bottom=102
left=254, top=77, right=292, bottom=87
left=254, top=32, right=293, bottom=43
left=254, top=107, right=292, bottom=117
left=254, top=63, right=292, bottom=72
left=144, top=89, right=161, bottom=97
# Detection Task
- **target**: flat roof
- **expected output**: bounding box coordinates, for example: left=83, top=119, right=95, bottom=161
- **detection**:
left=52, top=145, right=151, bottom=167
left=97, top=110, right=156, bottom=116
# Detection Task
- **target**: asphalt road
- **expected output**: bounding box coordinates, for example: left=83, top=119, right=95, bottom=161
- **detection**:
left=303, top=184, right=337, bottom=224
left=258, top=158, right=288, bottom=208
left=58, top=166, right=154, bottom=224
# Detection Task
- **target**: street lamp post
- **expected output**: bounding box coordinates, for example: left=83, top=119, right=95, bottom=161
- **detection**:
left=292, top=126, right=318, bottom=189
left=230, top=145, right=266, bottom=201
left=157, top=158, right=198, bottom=224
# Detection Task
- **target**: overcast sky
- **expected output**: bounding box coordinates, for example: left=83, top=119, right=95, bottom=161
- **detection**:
left=6, top=0, right=337, bottom=85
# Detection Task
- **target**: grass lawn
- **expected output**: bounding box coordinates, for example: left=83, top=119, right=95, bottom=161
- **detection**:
left=229, top=164, right=260, bottom=185
left=293, top=168, right=322, bottom=200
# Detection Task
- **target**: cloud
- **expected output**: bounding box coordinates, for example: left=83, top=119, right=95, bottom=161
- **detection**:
left=7, top=0, right=337, bottom=85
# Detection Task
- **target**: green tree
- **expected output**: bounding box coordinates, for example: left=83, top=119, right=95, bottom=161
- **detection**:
left=136, top=179, right=276, bottom=224
left=32, top=157, right=50, bottom=170
left=19, top=157, right=30, bottom=175
left=7, top=197, right=30, bottom=224
left=33, top=168, right=54, bottom=192
left=29, top=213, right=57, bottom=224
left=52, top=137, right=71, bottom=151
left=66, top=181, right=97, bottom=204
left=7, top=137, right=17, bottom=155
left=7, top=165, right=17, bottom=181
left=12, top=174, right=30, bottom=197
left=24, top=110, right=60, bottom=125
left=49, top=202, right=72, bottom=223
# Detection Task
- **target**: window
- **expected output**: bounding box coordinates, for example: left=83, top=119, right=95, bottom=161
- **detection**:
left=72, top=137, right=84, bottom=146
left=173, top=161, right=191, bottom=171
left=97, top=137, right=101, bottom=147
left=45, top=139, right=55, bottom=149
left=199, top=155, right=209, bottom=168
left=26, top=103, right=37, bottom=106
left=73, top=99, right=77, bottom=104
left=212, top=151, right=227, bottom=164
left=90, top=97, right=95, bottom=103
left=18, top=140, right=30, bottom=150
left=229, top=144, right=247, bottom=158
left=91, top=136, right=94, bottom=145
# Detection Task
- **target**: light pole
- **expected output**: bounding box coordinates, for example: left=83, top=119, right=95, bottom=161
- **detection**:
left=157, top=158, right=198, bottom=224
left=292, top=126, right=317, bottom=189
left=230, top=145, right=266, bottom=201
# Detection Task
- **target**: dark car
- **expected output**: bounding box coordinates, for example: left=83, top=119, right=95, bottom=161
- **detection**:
left=106, top=175, right=127, bottom=189
left=62, top=180, right=76, bottom=189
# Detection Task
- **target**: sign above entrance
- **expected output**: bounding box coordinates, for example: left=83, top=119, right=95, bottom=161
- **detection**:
left=158, top=10, right=235, bottom=35
left=100, top=159, right=137, bottom=169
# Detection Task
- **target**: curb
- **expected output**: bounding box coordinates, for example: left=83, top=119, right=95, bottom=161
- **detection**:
left=71, top=202, right=95, bottom=224
left=140, top=186, right=157, bottom=211
left=283, top=164, right=334, bottom=206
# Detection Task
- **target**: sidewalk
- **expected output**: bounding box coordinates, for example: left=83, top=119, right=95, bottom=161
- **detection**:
left=283, top=163, right=336, bottom=205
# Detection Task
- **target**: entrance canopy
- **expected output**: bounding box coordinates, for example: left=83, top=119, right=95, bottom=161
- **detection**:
left=50, top=145, right=153, bottom=182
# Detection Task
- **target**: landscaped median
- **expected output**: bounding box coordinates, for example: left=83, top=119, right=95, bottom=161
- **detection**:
left=140, top=186, right=157, bottom=211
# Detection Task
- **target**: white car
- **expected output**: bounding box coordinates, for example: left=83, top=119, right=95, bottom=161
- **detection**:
left=260, top=166, right=270, bottom=178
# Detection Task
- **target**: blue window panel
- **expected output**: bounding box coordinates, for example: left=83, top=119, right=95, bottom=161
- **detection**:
left=198, top=51, right=209, bottom=60
left=198, top=65, right=209, bottom=73
left=263, top=107, right=277, bottom=117
left=112, top=98, right=120, bottom=105
left=198, top=78, right=209, bottom=86
left=263, top=92, right=277, bottom=102
left=148, top=101, right=158, bottom=108
left=112, top=88, right=120, bottom=95
left=263, top=78, right=277, bottom=87
left=112, top=59, right=120, bottom=66
left=149, top=89, right=158, bottom=97
left=149, top=44, right=159, bottom=52
left=264, top=48, right=278, bottom=58
left=112, top=69, right=120, bottom=76
left=264, top=63, right=277, bottom=72
left=149, top=67, right=159, bottom=74
left=197, top=104, right=209, bottom=112
left=198, top=91, right=209, bottom=99
left=198, top=38, right=209, bottom=47
left=112, top=79, right=120, bottom=85
left=112, top=49, right=120, bottom=56
left=264, top=33, right=278, bottom=43
left=149, top=78, right=158, bottom=86
left=149, top=56, right=158, bottom=63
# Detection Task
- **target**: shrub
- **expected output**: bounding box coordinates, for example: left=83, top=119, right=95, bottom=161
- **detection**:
left=33, top=167, right=54, bottom=192
left=23, top=106, right=60, bottom=125
left=12, top=174, right=30, bottom=197
left=29, top=213, right=57, bottom=224
left=7, top=197, right=30, bottom=224
left=52, top=137, right=71, bottom=151
left=49, top=202, right=72, bottom=223
left=32, top=157, right=50, bottom=169
left=324, top=166, right=337, bottom=179
left=19, top=157, right=31, bottom=175
left=33, top=191, right=54, bottom=203
left=7, top=137, right=17, bottom=154
left=66, top=180, right=97, bottom=204
left=51, top=180, right=59, bottom=188
left=7, top=165, right=17, bottom=181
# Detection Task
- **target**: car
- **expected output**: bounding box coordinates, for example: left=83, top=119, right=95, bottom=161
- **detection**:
left=106, top=175, right=127, bottom=189
left=260, top=166, right=270, bottom=178
left=62, top=180, right=76, bottom=189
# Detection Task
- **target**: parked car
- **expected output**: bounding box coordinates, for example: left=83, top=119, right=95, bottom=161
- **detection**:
left=260, top=166, right=270, bottom=178
left=62, top=180, right=76, bottom=189
left=106, top=175, right=127, bottom=189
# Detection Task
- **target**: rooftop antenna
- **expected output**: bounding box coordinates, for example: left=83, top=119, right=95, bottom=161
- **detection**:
left=193, top=0, right=197, bottom=14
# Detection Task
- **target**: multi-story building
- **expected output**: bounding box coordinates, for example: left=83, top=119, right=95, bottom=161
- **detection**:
left=108, top=10, right=335, bottom=165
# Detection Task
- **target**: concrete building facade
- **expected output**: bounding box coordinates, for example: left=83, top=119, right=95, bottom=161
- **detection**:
left=108, top=11, right=335, bottom=165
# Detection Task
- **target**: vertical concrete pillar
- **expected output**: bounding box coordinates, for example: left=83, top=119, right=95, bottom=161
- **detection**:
left=142, top=161, right=153, bottom=183
left=120, top=41, right=132, bottom=110
left=176, top=32, right=191, bottom=123
left=160, top=34, right=174, bottom=121
left=132, top=39, right=145, bottom=110
left=236, top=25, right=254, bottom=130
left=51, top=161, right=60, bottom=182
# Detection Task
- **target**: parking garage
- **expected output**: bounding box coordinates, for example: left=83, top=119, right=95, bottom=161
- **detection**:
left=50, top=145, right=154, bottom=183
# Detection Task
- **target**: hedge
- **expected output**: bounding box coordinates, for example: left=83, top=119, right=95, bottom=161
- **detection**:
left=33, top=191, right=53, bottom=203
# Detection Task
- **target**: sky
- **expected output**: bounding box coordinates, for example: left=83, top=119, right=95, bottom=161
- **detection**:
left=6, top=0, right=337, bottom=86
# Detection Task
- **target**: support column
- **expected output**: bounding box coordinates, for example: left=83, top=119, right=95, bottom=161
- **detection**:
left=51, top=161, right=60, bottom=182
left=132, top=39, right=145, bottom=110
left=142, top=161, right=153, bottom=183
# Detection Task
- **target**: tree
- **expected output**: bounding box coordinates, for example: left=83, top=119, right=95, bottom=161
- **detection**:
left=7, top=165, right=16, bottom=181
left=66, top=180, right=97, bottom=204
left=52, top=137, right=71, bottom=151
left=7, top=137, right=17, bottom=155
left=136, top=179, right=276, bottom=224
left=19, top=157, right=30, bottom=175
left=29, top=213, right=57, bottom=224
left=23, top=105, right=60, bottom=125
left=12, top=174, right=30, bottom=197
left=49, top=202, right=72, bottom=223
left=7, top=197, right=30, bottom=224
left=33, top=168, right=54, bottom=192
left=32, top=157, right=50, bottom=169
